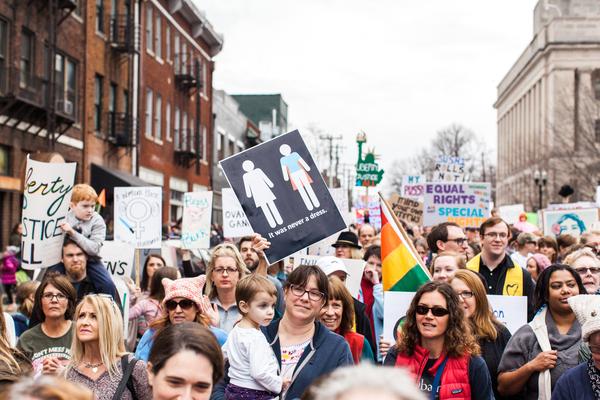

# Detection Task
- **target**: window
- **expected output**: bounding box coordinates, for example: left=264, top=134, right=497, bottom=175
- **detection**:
left=182, top=42, right=187, bottom=74
left=94, top=74, right=103, bottom=132
left=165, top=26, right=171, bottom=62
left=202, top=61, right=207, bottom=96
left=592, top=70, right=600, bottom=101
left=182, top=111, right=188, bottom=150
left=145, top=5, right=153, bottom=53
left=123, top=89, right=129, bottom=114
left=174, top=107, right=180, bottom=149
left=155, top=13, right=161, bottom=59
left=20, top=30, right=34, bottom=88
left=0, top=18, right=7, bottom=78
left=165, top=102, right=171, bottom=141
left=217, top=131, right=224, bottom=160
left=108, top=83, right=116, bottom=136
left=155, top=94, right=162, bottom=141
left=0, top=146, right=9, bottom=176
left=190, top=117, right=195, bottom=153
left=145, top=88, right=153, bottom=138
left=54, top=54, right=77, bottom=119
left=174, top=34, right=180, bottom=72
left=96, top=0, right=105, bottom=33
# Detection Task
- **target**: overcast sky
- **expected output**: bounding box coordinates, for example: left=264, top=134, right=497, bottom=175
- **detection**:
left=198, top=0, right=539, bottom=187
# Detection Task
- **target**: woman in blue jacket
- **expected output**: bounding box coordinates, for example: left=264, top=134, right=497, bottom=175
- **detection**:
left=211, top=264, right=353, bottom=400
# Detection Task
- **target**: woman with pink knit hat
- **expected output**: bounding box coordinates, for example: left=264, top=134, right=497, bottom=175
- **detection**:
left=526, top=253, right=552, bottom=283
left=134, top=276, right=228, bottom=362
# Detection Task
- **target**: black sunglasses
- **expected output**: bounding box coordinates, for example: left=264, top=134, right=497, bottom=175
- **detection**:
left=415, top=305, right=449, bottom=317
left=165, top=299, right=196, bottom=311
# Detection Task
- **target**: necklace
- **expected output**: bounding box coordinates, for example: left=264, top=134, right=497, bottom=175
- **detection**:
left=83, top=361, right=103, bottom=374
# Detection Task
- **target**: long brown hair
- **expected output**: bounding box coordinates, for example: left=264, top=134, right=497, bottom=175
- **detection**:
left=449, top=270, right=499, bottom=341
left=324, top=276, right=355, bottom=335
left=397, top=281, right=479, bottom=358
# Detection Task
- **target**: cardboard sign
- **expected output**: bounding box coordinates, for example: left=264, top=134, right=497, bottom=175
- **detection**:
left=219, top=130, right=346, bottom=263
left=21, top=156, right=76, bottom=269
left=222, top=188, right=253, bottom=238
left=432, top=155, right=465, bottom=182
left=99, top=241, right=135, bottom=279
left=292, top=255, right=365, bottom=298
left=542, top=208, right=599, bottom=237
left=388, top=193, right=423, bottom=225
left=114, top=187, right=162, bottom=249
left=423, top=182, right=491, bottom=227
left=354, top=195, right=382, bottom=230
left=498, top=204, right=525, bottom=225
left=401, top=175, right=425, bottom=201
left=181, top=191, right=212, bottom=249
left=383, top=291, right=527, bottom=343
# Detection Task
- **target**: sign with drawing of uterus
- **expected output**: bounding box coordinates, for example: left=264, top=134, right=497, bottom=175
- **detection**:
left=114, top=187, right=162, bottom=249
left=220, top=130, right=347, bottom=263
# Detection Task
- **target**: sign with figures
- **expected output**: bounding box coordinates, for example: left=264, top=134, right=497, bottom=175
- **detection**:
left=220, top=130, right=346, bottom=263
left=181, top=191, right=213, bottom=249
left=21, top=156, right=77, bottom=269
left=114, top=187, right=162, bottom=249
left=423, top=182, right=491, bottom=228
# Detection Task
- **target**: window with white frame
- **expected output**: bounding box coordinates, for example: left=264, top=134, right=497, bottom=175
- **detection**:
left=155, top=94, right=162, bottom=141
left=165, top=26, right=171, bottom=62
left=182, top=42, right=187, bottom=74
left=154, top=13, right=161, bottom=59
left=145, top=5, right=153, bottom=53
left=145, top=88, right=153, bottom=138
left=174, top=34, right=180, bottom=72
left=165, top=102, right=171, bottom=141
left=202, top=61, right=207, bottom=96
left=174, top=107, right=180, bottom=149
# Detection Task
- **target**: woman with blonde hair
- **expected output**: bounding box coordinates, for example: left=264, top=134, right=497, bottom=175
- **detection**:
left=449, top=269, right=511, bottom=399
left=383, top=281, right=493, bottom=399
left=65, top=295, right=151, bottom=400
left=430, top=251, right=465, bottom=283
left=205, top=243, right=250, bottom=332
left=0, top=301, right=31, bottom=396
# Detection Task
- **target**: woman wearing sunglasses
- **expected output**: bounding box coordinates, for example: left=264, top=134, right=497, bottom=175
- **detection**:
left=134, top=276, right=227, bottom=362
left=449, top=270, right=511, bottom=399
left=383, top=281, right=493, bottom=400
left=66, top=295, right=151, bottom=400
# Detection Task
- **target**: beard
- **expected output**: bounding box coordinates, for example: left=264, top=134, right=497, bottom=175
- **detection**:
left=244, top=258, right=259, bottom=272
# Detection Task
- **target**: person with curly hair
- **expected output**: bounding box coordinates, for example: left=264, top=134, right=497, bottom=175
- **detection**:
left=383, top=281, right=492, bottom=399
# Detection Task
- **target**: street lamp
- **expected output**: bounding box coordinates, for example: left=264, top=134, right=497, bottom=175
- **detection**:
left=533, top=170, right=547, bottom=211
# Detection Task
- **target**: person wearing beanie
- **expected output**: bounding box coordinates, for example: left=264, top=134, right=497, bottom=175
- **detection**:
left=526, top=253, right=552, bottom=283
left=134, top=276, right=227, bottom=361
left=552, top=295, right=600, bottom=400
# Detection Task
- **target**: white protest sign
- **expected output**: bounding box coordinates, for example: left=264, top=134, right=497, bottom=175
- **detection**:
left=596, top=186, right=600, bottom=207
left=293, top=255, right=365, bottom=298
left=432, top=155, right=465, bottom=182
left=161, top=240, right=179, bottom=267
left=181, top=191, right=212, bottom=249
left=21, top=156, right=76, bottom=269
left=383, top=291, right=527, bottom=343
left=222, top=188, right=253, bottom=238
left=329, top=188, right=350, bottom=225
left=113, top=277, right=130, bottom=335
left=307, top=233, right=337, bottom=257
left=99, top=241, right=135, bottom=279
left=401, top=175, right=425, bottom=201
left=498, top=204, right=525, bottom=225
left=115, top=187, right=162, bottom=248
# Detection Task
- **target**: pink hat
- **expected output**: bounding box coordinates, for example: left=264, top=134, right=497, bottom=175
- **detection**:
left=529, top=253, right=552, bottom=272
left=162, top=275, right=206, bottom=310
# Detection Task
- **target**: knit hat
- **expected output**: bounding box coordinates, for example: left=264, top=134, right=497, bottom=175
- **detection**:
left=162, top=275, right=206, bottom=310
left=568, top=295, right=600, bottom=342
left=316, top=256, right=349, bottom=277
left=528, top=253, right=552, bottom=273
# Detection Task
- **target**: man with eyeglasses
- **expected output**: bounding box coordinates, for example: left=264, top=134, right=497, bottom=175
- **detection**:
left=425, top=222, right=469, bottom=265
left=467, top=217, right=536, bottom=321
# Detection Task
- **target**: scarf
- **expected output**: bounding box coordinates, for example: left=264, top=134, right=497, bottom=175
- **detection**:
left=529, top=306, right=552, bottom=400
left=360, top=276, right=375, bottom=334
left=588, top=359, right=600, bottom=398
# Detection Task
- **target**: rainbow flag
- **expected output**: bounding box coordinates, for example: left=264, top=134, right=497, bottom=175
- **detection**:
left=380, top=195, right=431, bottom=291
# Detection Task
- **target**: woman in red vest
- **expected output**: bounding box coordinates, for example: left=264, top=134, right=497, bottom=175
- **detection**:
left=320, top=276, right=374, bottom=363
left=383, top=281, right=493, bottom=400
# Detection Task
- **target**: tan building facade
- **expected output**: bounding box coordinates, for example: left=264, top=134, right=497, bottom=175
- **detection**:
left=495, top=0, right=600, bottom=210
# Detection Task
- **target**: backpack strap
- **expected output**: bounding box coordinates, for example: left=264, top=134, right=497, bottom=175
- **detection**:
left=112, top=355, right=138, bottom=400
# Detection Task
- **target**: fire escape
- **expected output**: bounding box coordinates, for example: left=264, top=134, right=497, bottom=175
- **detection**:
left=0, top=0, right=77, bottom=147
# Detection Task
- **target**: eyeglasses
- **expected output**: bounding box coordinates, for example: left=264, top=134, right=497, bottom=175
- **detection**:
left=415, top=305, right=449, bottom=317
left=456, top=291, right=474, bottom=299
left=446, top=238, right=467, bottom=245
left=289, top=285, right=325, bottom=302
left=484, top=232, right=509, bottom=239
left=165, top=299, right=196, bottom=311
left=213, top=267, right=238, bottom=275
left=574, top=267, right=600, bottom=275
left=42, top=293, right=67, bottom=302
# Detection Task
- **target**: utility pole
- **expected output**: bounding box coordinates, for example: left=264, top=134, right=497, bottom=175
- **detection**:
left=319, top=134, right=343, bottom=187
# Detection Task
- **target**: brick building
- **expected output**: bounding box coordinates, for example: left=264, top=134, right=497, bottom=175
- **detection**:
left=138, top=0, right=222, bottom=225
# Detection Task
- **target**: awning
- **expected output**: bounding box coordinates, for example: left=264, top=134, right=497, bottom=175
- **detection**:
left=90, top=163, right=153, bottom=201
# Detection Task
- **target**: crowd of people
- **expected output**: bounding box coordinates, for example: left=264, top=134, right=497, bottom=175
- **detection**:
left=1, top=178, right=600, bottom=399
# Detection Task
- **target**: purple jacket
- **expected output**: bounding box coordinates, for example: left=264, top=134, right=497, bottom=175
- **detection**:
left=1, top=253, right=18, bottom=284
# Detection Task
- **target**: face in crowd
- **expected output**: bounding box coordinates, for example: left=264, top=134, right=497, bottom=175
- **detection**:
left=415, top=290, right=449, bottom=342
left=358, top=225, right=376, bottom=248
left=440, top=226, right=468, bottom=254
left=546, top=269, right=580, bottom=314
left=166, top=297, right=198, bottom=325
left=62, top=243, right=87, bottom=281
left=239, top=240, right=259, bottom=271
left=211, top=255, right=241, bottom=293
left=432, top=255, right=459, bottom=283
left=335, top=245, right=352, bottom=259
left=450, top=278, right=476, bottom=319
left=481, top=222, right=509, bottom=258
left=146, top=256, right=165, bottom=282
left=285, top=275, right=326, bottom=324
left=571, top=255, right=600, bottom=294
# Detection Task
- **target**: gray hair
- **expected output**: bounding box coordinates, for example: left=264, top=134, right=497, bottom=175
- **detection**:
left=303, top=364, right=426, bottom=400
left=564, top=247, right=600, bottom=267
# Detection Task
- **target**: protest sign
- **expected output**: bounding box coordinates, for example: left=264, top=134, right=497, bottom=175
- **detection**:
left=498, top=204, right=525, bottom=225
left=99, top=241, right=135, bottom=279
left=401, top=175, right=425, bottom=201
left=21, top=156, right=76, bottom=269
left=292, top=255, right=365, bottom=298
left=181, top=191, right=212, bottom=249
left=114, top=187, right=162, bottom=249
left=219, top=130, right=346, bottom=263
left=307, top=233, right=337, bottom=257
left=354, top=195, right=382, bottom=230
left=432, top=155, right=465, bottom=182
left=383, top=292, right=527, bottom=343
left=329, top=188, right=350, bottom=225
left=222, top=188, right=253, bottom=238
left=113, top=277, right=130, bottom=335
left=387, top=193, right=423, bottom=225
left=423, top=182, right=491, bottom=228
left=542, top=208, right=599, bottom=237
